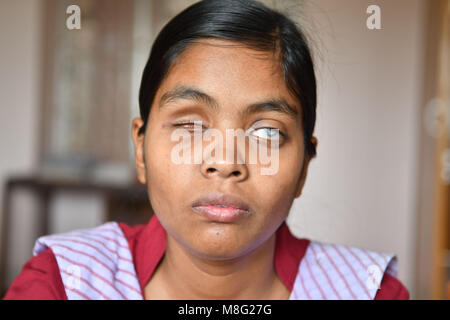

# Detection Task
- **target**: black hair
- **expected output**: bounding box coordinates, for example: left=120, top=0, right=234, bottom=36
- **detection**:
left=138, top=0, right=317, bottom=157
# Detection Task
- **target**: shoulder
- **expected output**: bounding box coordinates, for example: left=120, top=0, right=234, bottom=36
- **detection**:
left=291, top=239, right=409, bottom=300
left=33, top=221, right=131, bottom=257
left=6, top=221, right=144, bottom=300
left=3, top=248, right=67, bottom=300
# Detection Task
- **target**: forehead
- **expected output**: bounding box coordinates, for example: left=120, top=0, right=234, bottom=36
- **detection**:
left=156, top=39, right=299, bottom=110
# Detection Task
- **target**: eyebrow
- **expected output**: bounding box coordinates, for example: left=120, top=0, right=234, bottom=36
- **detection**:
left=242, top=98, right=298, bottom=119
left=160, top=85, right=219, bottom=111
left=159, top=85, right=299, bottom=119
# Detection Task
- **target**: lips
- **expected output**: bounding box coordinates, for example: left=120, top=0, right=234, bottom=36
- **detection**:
left=191, top=192, right=251, bottom=223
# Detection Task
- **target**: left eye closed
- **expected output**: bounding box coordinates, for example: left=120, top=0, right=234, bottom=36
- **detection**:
left=172, top=120, right=207, bottom=131
left=249, top=127, right=284, bottom=140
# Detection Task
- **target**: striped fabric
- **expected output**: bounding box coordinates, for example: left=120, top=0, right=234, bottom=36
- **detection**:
left=33, top=223, right=398, bottom=300
left=289, top=240, right=398, bottom=300
left=33, top=222, right=144, bottom=300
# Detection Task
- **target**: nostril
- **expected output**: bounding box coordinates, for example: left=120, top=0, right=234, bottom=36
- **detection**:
left=204, top=167, right=242, bottom=177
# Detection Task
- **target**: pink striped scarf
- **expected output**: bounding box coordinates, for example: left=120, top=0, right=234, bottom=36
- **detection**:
left=33, top=222, right=397, bottom=300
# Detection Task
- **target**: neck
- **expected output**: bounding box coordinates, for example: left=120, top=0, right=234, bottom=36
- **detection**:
left=153, top=232, right=287, bottom=299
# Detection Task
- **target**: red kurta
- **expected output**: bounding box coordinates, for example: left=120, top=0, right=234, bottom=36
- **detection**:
left=3, top=214, right=409, bottom=300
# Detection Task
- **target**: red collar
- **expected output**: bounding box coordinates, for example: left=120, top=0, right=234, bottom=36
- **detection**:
left=128, top=214, right=310, bottom=296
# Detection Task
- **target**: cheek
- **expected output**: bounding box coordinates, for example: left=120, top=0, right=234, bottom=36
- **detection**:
left=254, top=175, right=296, bottom=216
left=146, top=140, right=171, bottom=183
left=257, top=142, right=303, bottom=187
left=143, top=131, right=182, bottom=212
left=145, top=125, right=190, bottom=181
left=253, top=147, right=304, bottom=212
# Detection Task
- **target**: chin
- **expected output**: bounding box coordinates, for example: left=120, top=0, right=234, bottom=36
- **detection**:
left=188, top=227, right=251, bottom=260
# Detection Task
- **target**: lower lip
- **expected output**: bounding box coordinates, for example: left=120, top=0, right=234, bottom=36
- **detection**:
left=191, top=205, right=249, bottom=223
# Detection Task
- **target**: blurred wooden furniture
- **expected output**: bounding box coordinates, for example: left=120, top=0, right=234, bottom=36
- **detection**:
left=415, top=0, right=449, bottom=300
left=0, top=175, right=153, bottom=296
left=447, top=281, right=450, bottom=300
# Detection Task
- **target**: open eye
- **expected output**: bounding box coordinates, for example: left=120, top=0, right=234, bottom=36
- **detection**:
left=249, top=127, right=284, bottom=140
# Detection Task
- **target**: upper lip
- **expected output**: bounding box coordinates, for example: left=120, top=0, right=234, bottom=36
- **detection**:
left=191, top=192, right=251, bottom=212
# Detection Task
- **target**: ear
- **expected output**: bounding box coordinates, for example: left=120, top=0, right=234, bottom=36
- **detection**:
left=295, top=137, right=317, bottom=198
left=131, top=118, right=147, bottom=185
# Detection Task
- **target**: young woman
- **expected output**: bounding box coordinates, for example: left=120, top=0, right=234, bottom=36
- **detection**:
left=4, top=0, right=409, bottom=300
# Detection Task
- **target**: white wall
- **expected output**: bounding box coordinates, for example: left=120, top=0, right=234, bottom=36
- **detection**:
left=0, top=0, right=42, bottom=284
left=0, top=0, right=105, bottom=286
left=286, top=0, right=425, bottom=298
left=0, top=1, right=41, bottom=191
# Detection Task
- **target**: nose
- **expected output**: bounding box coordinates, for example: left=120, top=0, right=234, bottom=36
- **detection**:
left=201, top=158, right=249, bottom=181
left=200, top=136, right=249, bottom=181
left=199, top=126, right=249, bottom=181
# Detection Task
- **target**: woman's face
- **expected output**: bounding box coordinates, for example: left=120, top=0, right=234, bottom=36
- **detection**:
left=132, top=39, right=313, bottom=260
